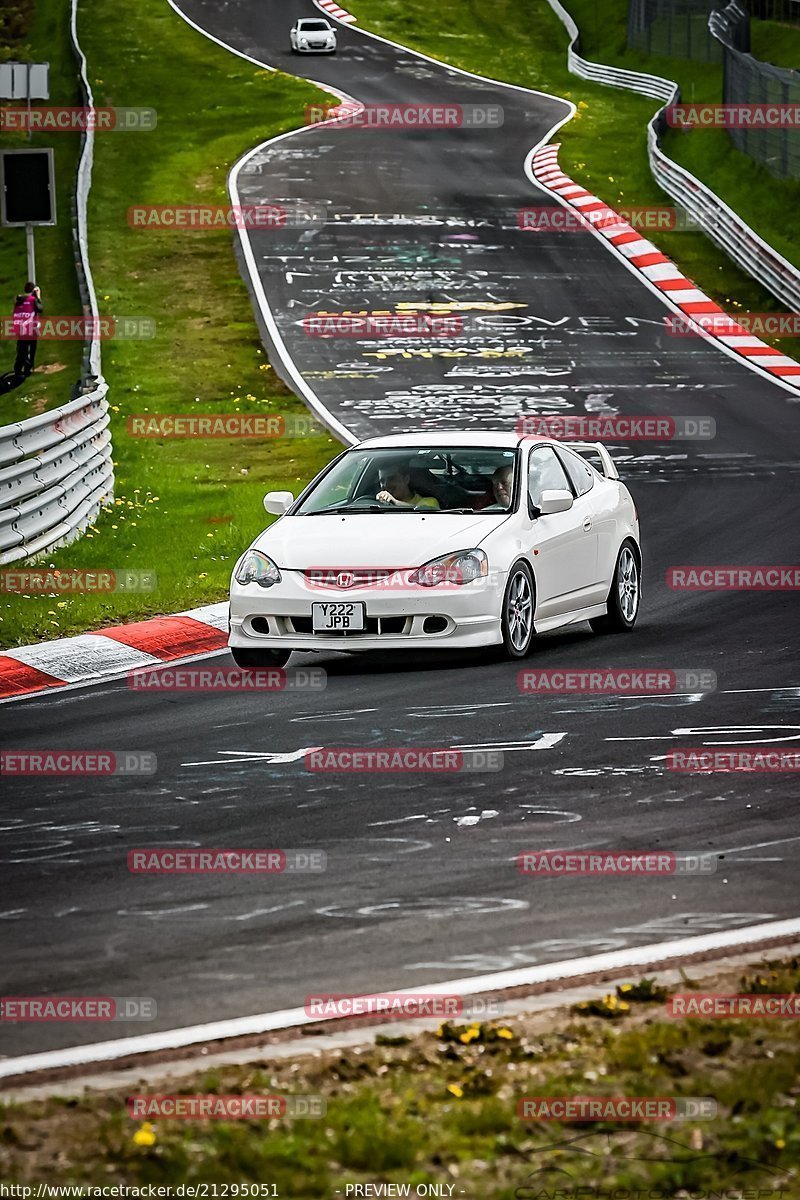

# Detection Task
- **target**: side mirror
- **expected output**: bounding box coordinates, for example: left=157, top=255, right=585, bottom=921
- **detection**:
left=264, top=490, right=294, bottom=516
left=538, top=489, right=574, bottom=515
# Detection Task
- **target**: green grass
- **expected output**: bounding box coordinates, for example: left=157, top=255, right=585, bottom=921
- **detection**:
left=1, top=957, right=799, bottom=1193
left=750, top=16, right=800, bottom=67
left=0, top=0, right=85, bottom=417
left=0, top=0, right=341, bottom=648
left=346, top=0, right=800, bottom=354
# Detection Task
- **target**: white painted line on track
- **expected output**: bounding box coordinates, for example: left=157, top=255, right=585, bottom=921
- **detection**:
left=722, top=686, right=800, bottom=693
left=2, top=917, right=799, bottom=1082
left=717, top=834, right=800, bottom=855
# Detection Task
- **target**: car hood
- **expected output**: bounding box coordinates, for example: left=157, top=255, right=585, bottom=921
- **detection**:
left=252, top=512, right=508, bottom=570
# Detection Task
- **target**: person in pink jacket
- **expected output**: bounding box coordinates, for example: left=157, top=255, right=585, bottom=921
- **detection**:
left=12, top=281, right=43, bottom=378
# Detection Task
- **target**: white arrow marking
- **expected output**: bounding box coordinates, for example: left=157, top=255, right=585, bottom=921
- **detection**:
left=456, top=733, right=567, bottom=752
left=183, top=747, right=323, bottom=767
left=610, top=725, right=800, bottom=745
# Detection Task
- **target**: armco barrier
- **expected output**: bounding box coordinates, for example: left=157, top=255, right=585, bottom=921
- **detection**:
left=0, top=385, right=113, bottom=563
left=544, top=0, right=800, bottom=312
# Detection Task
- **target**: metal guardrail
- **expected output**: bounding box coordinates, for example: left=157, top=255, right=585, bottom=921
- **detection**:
left=0, top=0, right=114, bottom=566
left=547, top=0, right=675, bottom=99
left=544, top=0, right=800, bottom=312
left=0, top=385, right=113, bottom=563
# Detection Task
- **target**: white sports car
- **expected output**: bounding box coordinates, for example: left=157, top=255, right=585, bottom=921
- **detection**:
left=229, top=432, right=641, bottom=667
left=290, top=18, right=337, bottom=53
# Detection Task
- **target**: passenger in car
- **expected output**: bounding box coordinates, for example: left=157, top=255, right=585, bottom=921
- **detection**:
left=376, top=467, right=440, bottom=509
left=473, top=465, right=514, bottom=511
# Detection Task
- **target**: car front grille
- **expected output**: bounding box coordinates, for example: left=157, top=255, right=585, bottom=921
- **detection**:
left=288, top=615, right=408, bottom=636
left=304, top=568, right=399, bottom=589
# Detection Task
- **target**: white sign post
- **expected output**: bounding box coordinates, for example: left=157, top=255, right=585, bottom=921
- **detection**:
left=0, top=64, right=52, bottom=282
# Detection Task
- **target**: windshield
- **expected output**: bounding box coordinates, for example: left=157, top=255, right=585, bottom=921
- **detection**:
left=295, top=447, right=518, bottom=515
left=299, top=20, right=331, bottom=29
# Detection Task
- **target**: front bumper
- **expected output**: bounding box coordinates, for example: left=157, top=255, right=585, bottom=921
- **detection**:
left=229, top=570, right=503, bottom=652
left=296, top=42, right=336, bottom=52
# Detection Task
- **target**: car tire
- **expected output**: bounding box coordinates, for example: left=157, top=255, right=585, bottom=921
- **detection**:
left=499, top=561, right=536, bottom=659
left=589, top=539, right=641, bottom=634
left=230, top=647, right=292, bottom=668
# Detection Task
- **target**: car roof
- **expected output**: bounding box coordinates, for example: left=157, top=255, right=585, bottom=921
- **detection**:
left=355, top=432, right=552, bottom=450
left=298, top=16, right=331, bottom=21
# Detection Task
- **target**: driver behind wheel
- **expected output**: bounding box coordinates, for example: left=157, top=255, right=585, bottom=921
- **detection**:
left=376, top=466, right=440, bottom=509
left=473, top=465, right=514, bottom=511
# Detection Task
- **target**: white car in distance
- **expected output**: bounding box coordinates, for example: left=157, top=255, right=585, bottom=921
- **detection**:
left=229, top=432, right=642, bottom=668
left=290, top=18, right=337, bottom=53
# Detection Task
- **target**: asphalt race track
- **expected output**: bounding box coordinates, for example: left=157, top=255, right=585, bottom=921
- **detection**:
left=2, top=0, right=799, bottom=1059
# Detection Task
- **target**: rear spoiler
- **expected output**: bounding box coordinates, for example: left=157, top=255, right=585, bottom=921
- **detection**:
left=565, top=441, right=620, bottom=481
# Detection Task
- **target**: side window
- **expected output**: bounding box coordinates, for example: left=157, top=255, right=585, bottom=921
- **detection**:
left=557, top=447, right=595, bottom=497
left=527, top=447, right=571, bottom=509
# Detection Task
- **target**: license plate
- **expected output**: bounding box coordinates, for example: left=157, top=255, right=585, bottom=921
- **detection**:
left=312, top=602, right=365, bottom=632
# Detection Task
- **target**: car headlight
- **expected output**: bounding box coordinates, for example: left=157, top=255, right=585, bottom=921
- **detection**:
left=234, top=550, right=282, bottom=588
left=408, top=548, right=488, bottom=587
left=299, top=37, right=309, bottom=45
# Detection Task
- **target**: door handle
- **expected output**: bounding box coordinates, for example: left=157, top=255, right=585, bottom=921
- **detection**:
left=583, top=518, right=592, bottom=531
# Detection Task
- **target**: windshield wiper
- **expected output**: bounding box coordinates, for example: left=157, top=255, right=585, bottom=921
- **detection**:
left=306, top=503, right=470, bottom=515
left=305, top=504, right=386, bottom=515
